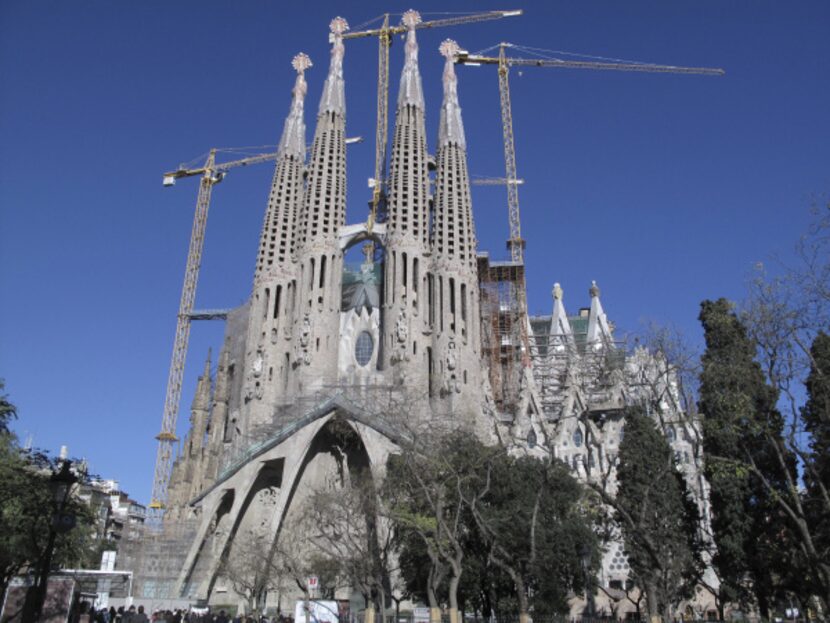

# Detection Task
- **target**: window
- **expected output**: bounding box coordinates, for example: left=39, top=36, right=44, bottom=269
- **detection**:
left=355, top=332, right=374, bottom=367
left=263, top=288, right=270, bottom=319
left=573, top=428, right=583, bottom=447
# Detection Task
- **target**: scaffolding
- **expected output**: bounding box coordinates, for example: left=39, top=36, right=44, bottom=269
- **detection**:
left=477, top=254, right=530, bottom=418
left=525, top=315, right=629, bottom=420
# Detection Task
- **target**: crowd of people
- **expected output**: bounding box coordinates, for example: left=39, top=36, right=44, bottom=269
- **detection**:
left=74, top=602, right=284, bottom=623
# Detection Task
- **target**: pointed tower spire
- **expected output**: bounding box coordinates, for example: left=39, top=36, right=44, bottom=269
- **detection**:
left=278, top=53, right=311, bottom=159
left=382, top=9, right=432, bottom=377
left=438, top=39, right=466, bottom=149
left=430, top=39, right=482, bottom=415
left=289, top=17, right=350, bottom=390
left=386, top=9, right=430, bottom=246
left=297, top=17, right=349, bottom=253
left=254, top=53, right=312, bottom=282
left=398, top=10, right=424, bottom=110
left=549, top=282, right=573, bottom=349
left=319, top=17, right=348, bottom=116
left=586, top=280, right=612, bottom=344
left=432, top=39, right=476, bottom=268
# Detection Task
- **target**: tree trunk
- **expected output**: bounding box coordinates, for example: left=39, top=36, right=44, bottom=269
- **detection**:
left=448, top=565, right=460, bottom=623
left=645, top=582, right=661, bottom=623
left=427, top=579, right=439, bottom=610
left=514, top=575, right=528, bottom=619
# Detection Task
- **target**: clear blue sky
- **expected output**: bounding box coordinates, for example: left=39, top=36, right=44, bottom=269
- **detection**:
left=1, top=1, right=828, bottom=503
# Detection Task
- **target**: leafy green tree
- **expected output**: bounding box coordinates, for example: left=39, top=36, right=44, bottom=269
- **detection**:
left=466, top=453, right=598, bottom=618
left=383, top=430, right=492, bottom=621
left=0, top=379, right=17, bottom=434
left=613, top=407, right=703, bottom=622
left=0, top=386, right=97, bottom=607
left=698, top=298, right=795, bottom=615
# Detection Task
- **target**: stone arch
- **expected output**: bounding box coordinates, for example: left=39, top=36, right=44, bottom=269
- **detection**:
left=203, top=459, right=285, bottom=598
left=200, top=411, right=381, bottom=606
left=180, top=488, right=235, bottom=599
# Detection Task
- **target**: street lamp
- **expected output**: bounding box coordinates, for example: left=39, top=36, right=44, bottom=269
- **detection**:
left=22, top=459, right=78, bottom=623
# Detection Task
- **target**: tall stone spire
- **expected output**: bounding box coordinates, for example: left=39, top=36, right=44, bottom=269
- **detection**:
left=291, top=17, right=350, bottom=391
left=296, top=17, right=349, bottom=252
left=438, top=39, right=466, bottom=150
left=278, top=53, right=312, bottom=159
left=254, top=53, right=311, bottom=282
left=382, top=10, right=431, bottom=380
left=430, top=39, right=481, bottom=415
left=386, top=10, right=430, bottom=246
left=433, top=39, right=475, bottom=268
left=319, top=17, right=347, bottom=116
left=397, top=10, right=425, bottom=110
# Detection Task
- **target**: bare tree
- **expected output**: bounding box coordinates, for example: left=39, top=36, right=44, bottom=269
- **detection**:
left=738, top=202, right=830, bottom=613
left=301, top=476, right=395, bottom=620
left=218, top=529, right=288, bottom=616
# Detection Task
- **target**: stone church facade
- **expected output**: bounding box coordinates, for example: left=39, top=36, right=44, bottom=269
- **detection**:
left=129, top=12, right=718, bottom=618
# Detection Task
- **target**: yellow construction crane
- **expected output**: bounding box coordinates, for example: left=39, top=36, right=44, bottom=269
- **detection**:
left=457, top=43, right=723, bottom=377
left=150, top=148, right=279, bottom=514
left=342, top=10, right=522, bottom=232
left=456, top=42, right=725, bottom=263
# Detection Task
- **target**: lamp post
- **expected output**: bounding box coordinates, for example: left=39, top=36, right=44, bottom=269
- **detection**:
left=22, top=459, right=77, bottom=623
left=580, top=544, right=595, bottom=621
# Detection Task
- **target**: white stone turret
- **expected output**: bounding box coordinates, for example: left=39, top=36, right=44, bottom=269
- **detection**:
left=550, top=283, right=574, bottom=346
left=292, top=17, right=349, bottom=393
left=431, top=39, right=481, bottom=418
left=586, top=280, right=612, bottom=346
left=381, top=10, right=431, bottom=392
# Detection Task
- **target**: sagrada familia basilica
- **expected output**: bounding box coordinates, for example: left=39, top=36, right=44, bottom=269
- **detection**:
left=126, top=11, right=716, bottom=617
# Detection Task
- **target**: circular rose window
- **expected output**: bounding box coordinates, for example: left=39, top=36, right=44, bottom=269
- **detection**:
left=355, top=331, right=374, bottom=367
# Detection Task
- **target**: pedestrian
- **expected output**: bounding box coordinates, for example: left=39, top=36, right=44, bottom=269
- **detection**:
left=134, top=605, right=150, bottom=623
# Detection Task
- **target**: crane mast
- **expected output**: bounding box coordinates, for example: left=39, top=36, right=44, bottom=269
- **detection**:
left=150, top=149, right=279, bottom=515
left=456, top=42, right=724, bottom=377
left=497, top=44, right=524, bottom=263
left=457, top=42, right=724, bottom=264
